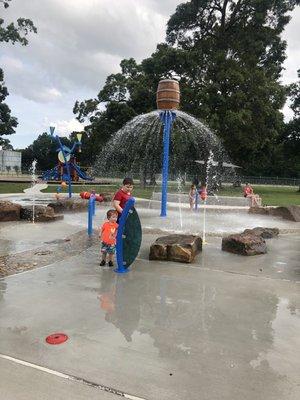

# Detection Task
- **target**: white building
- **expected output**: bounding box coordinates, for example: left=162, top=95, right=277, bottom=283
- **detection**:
left=0, top=149, right=22, bottom=173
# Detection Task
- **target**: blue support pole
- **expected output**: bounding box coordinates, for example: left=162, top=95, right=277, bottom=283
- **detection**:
left=115, top=197, right=135, bottom=274
left=88, top=196, right=95, bottom=236
left=195, top=189, right=199, bottom=211
left=160, top=111, right=176, bottom=217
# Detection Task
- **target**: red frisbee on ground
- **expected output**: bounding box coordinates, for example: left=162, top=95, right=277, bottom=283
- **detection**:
left=45, top=333, right=68, bottom=345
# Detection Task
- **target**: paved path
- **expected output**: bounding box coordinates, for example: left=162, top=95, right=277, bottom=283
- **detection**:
left=0, top=231, right=299, bottom=400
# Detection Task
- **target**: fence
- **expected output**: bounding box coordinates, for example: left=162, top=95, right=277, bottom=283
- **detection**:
left=0, top=170, right=299, bottom=187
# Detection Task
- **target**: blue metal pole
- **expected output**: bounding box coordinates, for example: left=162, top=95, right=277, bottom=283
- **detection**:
left=92, top=198, right=96, bottom=216
left=160, top=111, right=175, bottom=217
left=90, top=193, right=96, bottom=216
left=87, top=197, right=95, bottom=236
left=160, top=112, right=170, bottom=217
left=195, top=189, right=199, bottom=211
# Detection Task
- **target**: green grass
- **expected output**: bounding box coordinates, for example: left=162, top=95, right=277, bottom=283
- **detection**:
left=0, top=182, right=299, bottom=206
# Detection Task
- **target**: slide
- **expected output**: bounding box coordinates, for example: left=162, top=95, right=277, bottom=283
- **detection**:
left=72, top=163, right=93, bottom=181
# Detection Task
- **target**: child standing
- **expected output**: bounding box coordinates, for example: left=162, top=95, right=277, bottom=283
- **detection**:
left=99, top=210, right=118, bottom=267
left=189, top=184, right=197, bottom=210
left=199, top=183, right=208, bottom=201
left=113, top=177, right=134, bottom=220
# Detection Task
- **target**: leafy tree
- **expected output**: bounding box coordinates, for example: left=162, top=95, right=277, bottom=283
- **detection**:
left=280, top=70, right=300, bottom=178
left=0, top=69, right=17, bottom=137
left=0, top=134, right=13, bottom=149
left=0, top=0, right=37, bottom=144
left=165, top=0, right=300, bottom=173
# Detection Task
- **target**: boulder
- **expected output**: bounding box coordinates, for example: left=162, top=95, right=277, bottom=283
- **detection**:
left=222, top=233, right=267, bottom=256
left=47, top=201, right=65, bottom=213
left=243, top=227, right=279, bottom=239
left=0, top=201, right=21, bottom=221
left=269, top=206, right=300, bottom=222
left=249, top=205, right=300, bottom=222
left=20, top=205, right=63, bottom=222
left=149, top=234, right=202, bottom=263
left=248, top=206, right=269, bottom=216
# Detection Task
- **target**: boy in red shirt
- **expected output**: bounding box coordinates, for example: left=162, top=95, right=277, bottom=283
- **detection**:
left=99, top=209, right=118, bottom=267
left=113, top=177, right=134, bottom=219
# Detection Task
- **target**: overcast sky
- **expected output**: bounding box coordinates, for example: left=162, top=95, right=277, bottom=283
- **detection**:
left=1, top=0, right=299, bottom=149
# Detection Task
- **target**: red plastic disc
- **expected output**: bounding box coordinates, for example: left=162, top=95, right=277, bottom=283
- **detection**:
left=46, top=333, right=68, bottom=345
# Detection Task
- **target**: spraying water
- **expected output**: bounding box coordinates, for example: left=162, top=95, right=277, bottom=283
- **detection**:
left=30, top=160, right=37, bottom=223
left=202, top=150, right=216, bottom=244
left=93, top=110, right=231, bottom=184
left=176, top=175, right=184, bottom=230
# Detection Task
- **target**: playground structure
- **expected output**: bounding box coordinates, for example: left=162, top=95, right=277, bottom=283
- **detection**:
left=41, top=127, right=93, bottom=198
left=42, top=156, right=92, bottom=182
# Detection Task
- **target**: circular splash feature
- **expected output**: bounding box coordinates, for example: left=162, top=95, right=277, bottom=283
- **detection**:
left=45, top=333, right=68, bottom=345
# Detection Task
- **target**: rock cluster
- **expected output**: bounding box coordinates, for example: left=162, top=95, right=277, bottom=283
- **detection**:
left=222, top=233, right=267, bottom=256
left=243, top=227, right=279, bottom=239
left=149, top=234, right=202, bottom=263
left=0, top=201, right=21, bottom=221
left=222, top=226, right=279, bottom=256
left=0, top=201, right=63, bottom=222
left=20, top=205, right=63, bottom=222
left=249, top=205, right=300, bottom=222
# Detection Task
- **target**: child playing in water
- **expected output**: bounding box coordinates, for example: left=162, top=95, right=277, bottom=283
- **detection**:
left=243, top=183, right=261, bottom=207
left=99, top=209, right=118, bottom=267
left=113, top=177, right=134, bottom=220
left=189, top=184, right=197, bottom=210
left=199, top=183, right=208, bottom=201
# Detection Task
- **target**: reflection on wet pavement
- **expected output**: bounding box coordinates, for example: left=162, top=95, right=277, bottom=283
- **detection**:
left=0, top=247, right=299, bottom=400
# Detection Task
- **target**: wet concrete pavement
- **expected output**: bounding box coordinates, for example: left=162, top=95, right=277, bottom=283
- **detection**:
left=0, top=230, right=299, bottom=399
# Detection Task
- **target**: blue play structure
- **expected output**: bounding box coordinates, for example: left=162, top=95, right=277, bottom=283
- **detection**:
left=41, top=127, right=93, bottom=198
left=42, top=162, right=92, bottom=182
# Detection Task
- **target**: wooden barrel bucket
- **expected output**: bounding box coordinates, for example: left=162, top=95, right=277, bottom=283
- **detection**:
left=156, top=79, right=180, bottom=110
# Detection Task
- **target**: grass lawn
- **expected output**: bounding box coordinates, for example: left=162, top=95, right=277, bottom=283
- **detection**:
left=0, top=182, right=299, bottom=206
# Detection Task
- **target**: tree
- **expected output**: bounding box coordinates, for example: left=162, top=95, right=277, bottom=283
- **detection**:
left=165, top=0, right=300, bottom=173
left=0, top=69, right=17, bottom=137
left=280, top=70, right=300, bottom=178
left=0, top=0, right=37, bottom=144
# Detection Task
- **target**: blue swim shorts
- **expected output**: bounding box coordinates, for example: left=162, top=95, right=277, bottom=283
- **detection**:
left=101, top=242, right=116, bottom=254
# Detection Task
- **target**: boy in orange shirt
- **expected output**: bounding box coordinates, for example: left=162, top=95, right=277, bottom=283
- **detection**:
left=99, top=209, right=118, bottom=267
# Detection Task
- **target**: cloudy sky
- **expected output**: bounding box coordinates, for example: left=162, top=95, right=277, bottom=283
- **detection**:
left=1, top=0, right=299, bottom=149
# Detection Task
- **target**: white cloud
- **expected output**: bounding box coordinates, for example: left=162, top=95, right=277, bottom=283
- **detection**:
left=47, top=118, right=85, bottom=137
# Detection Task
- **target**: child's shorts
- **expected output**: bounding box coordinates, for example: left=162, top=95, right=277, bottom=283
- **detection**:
left=101, top=242, right=116, bottom=254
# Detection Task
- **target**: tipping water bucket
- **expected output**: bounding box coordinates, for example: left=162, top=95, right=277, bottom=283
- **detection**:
left=156, top=79, right=180, bottom=110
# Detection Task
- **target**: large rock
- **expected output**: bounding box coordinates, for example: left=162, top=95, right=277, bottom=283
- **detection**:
left=248, top=206, right=269, bottom=216
left=222, top=233, right=267, bottom=256
left=0, top=201, right=21, bottom=221
left=243, top=227, right=279, bottom=239
left=149, top=234, right=202, bottom=263
left=20, top=205, right=63, bottom=222
left=270, top=206, right=300, bottom=222
left=249, top=205, right=300, bottom=222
